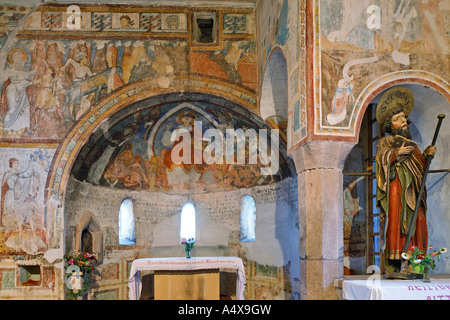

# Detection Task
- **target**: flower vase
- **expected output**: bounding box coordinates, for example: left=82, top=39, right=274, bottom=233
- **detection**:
left=422, top=266, right=431, bottom=283
left=186, top=248, right=191, bottom=259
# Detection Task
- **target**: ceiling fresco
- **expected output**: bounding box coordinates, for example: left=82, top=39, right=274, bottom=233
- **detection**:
left=71, top=92, right=294, bottom=193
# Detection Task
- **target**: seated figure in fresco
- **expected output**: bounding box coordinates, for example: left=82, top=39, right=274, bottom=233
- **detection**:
left=375, top=87, right=436, bottom=274
left=103, top=142, right=149, bottom=190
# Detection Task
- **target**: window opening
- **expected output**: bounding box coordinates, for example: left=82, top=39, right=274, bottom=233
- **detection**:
left=81, top=226, right=93, bottom=253
left=180, top=202, right=196, bottom=241
left=366, top=103, right=382, bottom=271
left=240, top=195, right=256, bottom=242
left=119, top=198, right=135, bottom=245
left=196, top=18, right=214, bottom=43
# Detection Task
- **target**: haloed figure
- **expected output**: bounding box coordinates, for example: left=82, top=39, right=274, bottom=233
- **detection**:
left=375, top=87, right=437, bottom=274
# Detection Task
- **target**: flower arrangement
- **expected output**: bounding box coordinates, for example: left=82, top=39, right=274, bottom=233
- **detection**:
left=181, top=238, right=196, bottom=259
left=402, top=245, right=447, bottom=273
left=64, top=251, right=97, bottom=299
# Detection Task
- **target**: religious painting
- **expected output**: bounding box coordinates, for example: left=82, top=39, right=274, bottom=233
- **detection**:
left=72, top=96, right=292, bottom=193
left=318, top=0, right=450, bottom=133
left=0, top=147, right=55, bottom=255
left=0, top=5, right=257, bottom=142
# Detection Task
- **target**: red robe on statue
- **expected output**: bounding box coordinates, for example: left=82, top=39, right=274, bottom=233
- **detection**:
left=376, top=135, right=429, bottom=261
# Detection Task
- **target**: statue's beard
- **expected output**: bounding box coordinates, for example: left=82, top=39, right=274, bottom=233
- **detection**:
left=392, top=126, right=412, bottom=140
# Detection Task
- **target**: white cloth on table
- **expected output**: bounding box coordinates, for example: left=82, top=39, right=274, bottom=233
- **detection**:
left=342, top=278, right=450, bottom=300
left=128, top=257, right=246, bottom=300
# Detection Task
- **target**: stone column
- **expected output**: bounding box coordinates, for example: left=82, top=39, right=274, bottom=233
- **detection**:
left=291, top=140, right=355, bottom=299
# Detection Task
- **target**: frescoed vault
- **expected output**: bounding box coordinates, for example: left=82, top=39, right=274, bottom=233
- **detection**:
left=70, top=92, right=294, bottom=193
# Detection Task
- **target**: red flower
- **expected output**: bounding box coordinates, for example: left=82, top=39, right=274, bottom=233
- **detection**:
left=417, top=254, right=425, bottom=259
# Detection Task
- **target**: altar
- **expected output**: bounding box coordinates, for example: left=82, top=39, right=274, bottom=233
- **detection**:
left=128, top=257, right=246, bottom=300
left=335, top=275, right=450, bottom=300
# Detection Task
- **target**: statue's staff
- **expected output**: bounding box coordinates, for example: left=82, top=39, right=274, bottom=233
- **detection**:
left=402, top=114, right=445, bottom=256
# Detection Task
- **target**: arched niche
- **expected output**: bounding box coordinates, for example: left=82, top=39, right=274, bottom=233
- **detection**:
left=260, top=48, right=288, bottom=142
left=74, top=212, right=103, bottom=263
left=342, top=82, right=450, bottom=275
left=350, top=72, right=449, bottom=143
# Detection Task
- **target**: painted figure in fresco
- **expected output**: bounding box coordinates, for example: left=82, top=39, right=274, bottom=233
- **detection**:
left=160, top=111, right=205, bottom=189
left=121, top=41, right=152, bottom=84
left=0, top=48, right=35, bottom=138
left=375, top=87, right=436, bottom=274
left=102, top=122, right=150, bottom=190
left=327, top=76, right=355, bottom=125
left=61, top=52, right=93, bottom=120
left=327, top=55, right=378, bottom=126
left=103, top=142, right=149, bottom=190
left=0, top=153, right=48, bottom=254
left=119, top=15, right=135, bottom=29
left=34, top=66, right=61, bottom=125
left=63, top=52, right=123, bottom=120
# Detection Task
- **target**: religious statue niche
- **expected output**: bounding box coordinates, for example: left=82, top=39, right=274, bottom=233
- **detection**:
left=374, top=86, right=438, bottom=278
left=72, top=99, right=293, bottom=194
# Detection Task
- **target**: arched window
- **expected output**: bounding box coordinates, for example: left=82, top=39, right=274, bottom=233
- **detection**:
left=119, top=198, right=135, bottom=245
left=240, top=195, right=256, bottom=242
left=180, top=202, right=196, bottom=241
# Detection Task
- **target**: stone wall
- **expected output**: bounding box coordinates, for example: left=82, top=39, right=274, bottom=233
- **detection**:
left=64, top=176, right=300, bottom=299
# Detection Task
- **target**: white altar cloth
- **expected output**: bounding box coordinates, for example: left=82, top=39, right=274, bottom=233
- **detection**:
left=128, top=257, right=246, bottom=300
left=342, top=278, right=450, bottom=300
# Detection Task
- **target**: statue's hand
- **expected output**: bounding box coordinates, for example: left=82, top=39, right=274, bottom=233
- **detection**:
left=423, top=145, right=437, bottom=158
left=398, top=142, right=415, bottom=156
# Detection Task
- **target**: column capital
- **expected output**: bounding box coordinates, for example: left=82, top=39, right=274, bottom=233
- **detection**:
left=291, top=140, right=356, bottom=174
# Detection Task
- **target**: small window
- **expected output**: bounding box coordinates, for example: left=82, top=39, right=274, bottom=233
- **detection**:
left=18, top=265, right=41, bottom=286
left=240, top=195, right=256, bottom=242
left=119, top=198, right=135, bottom=245
left=192, top=12, right=217, bottom=46
left=180, top=202, right=196, bottom=241
left=196, top=18, right=214, bottom=43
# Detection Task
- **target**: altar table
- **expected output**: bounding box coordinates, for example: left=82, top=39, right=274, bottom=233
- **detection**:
left=342, top=277, right=450, bottom=300
left=128, top=257, right=246, bottom=300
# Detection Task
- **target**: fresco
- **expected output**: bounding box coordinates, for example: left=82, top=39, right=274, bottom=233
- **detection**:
left=317, top=0, right=449, bottom=135
left=0, top=147, right=55, bottom=255
left=256, top=0, right=306, bottom=149
left=72, top=96, right=293, bottom=193
left=0, top=5, right=257, bottom=141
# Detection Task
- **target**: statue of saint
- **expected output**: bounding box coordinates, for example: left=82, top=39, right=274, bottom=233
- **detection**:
left=375, top=87, right=437, bottom=274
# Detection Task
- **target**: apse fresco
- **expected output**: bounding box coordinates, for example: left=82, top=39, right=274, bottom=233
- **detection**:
left=72, top=96, right=293, bottom=193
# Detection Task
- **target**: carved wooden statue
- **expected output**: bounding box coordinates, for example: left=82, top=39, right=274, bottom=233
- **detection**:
left=375, top=86, right=437, bottom=275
